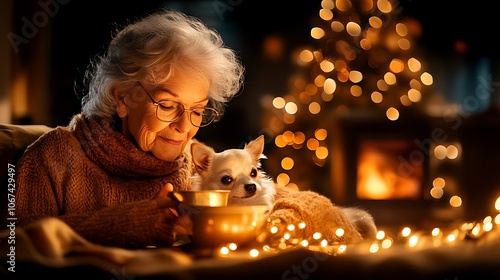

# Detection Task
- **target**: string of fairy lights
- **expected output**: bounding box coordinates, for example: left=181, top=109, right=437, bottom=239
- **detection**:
left=215, top=197, right=500, bottom=258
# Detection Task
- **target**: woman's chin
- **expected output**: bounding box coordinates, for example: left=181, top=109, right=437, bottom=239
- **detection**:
left=153, top=151, right=179, bottom=162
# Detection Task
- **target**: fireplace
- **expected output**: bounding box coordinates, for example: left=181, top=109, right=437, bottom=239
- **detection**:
left=329, top=111, right=439, bottom=227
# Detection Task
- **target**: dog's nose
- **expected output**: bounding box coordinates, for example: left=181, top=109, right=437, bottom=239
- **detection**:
left=244, top=183, right=256, bottom=194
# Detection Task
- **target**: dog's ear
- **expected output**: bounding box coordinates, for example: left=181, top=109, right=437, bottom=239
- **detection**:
left=245, top=135, right=266, bottom=164
left=191, top=142, right=215, bottom=174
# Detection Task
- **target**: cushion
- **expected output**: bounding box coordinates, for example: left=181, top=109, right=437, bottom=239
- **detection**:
left=0, top=124, right=52, bottom=167
left=0, top=124, right=52, bottom=221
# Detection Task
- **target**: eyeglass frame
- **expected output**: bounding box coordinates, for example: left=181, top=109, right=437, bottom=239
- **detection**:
left=137, top=82, right=219, bottom=127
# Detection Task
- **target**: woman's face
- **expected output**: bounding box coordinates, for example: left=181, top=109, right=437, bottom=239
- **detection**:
left=115, top=70, right=210, bottom=161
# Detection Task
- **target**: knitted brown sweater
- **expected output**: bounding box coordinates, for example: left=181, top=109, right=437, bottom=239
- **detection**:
left=15, top=114, right=195, bottom=248
left=15, top=114, right=361, bottom=248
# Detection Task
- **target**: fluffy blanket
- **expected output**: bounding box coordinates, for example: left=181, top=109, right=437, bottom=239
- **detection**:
left=2, top=217, right=500, bottom=279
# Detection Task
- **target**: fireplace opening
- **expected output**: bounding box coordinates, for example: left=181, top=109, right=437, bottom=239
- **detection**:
left=356, top=139, right=423, bottom=200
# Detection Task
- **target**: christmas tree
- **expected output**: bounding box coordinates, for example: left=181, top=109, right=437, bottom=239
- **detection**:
left=262, top=0, right=435, bottom=193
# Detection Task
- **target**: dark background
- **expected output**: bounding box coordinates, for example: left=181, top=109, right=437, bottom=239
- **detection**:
left=6, top=0, right=499, bottom=149
left=4, top=0, right=500, bottom=225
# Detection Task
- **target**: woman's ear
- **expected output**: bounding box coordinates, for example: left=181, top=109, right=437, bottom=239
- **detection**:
left=112, top=88, right=128, bottom=118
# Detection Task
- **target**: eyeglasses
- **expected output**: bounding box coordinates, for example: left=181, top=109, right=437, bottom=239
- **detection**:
left=137, top=82, right=219, bottom=127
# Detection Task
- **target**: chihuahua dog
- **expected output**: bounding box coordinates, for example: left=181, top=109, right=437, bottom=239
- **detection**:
left=190, top=135, right=378, bottom=239
left=190, top=135, right=276, bottom=211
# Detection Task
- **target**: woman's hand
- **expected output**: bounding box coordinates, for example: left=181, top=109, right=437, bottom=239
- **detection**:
left=153, top=183, right=193, bottom=244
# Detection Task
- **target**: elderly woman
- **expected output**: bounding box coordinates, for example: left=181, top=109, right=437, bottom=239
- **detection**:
left=15, top=10, right=368, bottom=249
left=15, top=10, right=244, bottom=248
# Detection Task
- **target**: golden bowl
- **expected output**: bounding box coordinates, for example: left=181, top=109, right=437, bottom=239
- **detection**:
left=171, top=190, right=230, bottom=207
left=190, top=205, right=269, bottom=248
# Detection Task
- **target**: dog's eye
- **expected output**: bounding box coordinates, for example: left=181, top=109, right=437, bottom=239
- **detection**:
left=220, top=176, right=233, bottom=185
left=250, top=168, right=257, bottom=178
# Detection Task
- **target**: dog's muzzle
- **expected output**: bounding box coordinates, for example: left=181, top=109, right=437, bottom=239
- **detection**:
left=245, top=183, right=256, bottom=194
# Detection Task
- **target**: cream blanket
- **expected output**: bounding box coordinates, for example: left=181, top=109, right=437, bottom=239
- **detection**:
left=0, top=217, right=194, bottom=275
left=2, top=217, right=500, bottom=279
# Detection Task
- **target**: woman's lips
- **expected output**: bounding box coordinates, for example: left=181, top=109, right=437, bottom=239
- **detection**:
left=160, top=137, right=183, bottom=145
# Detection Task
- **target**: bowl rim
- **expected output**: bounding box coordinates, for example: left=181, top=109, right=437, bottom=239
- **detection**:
left=173, top=190, right=231, bottom=193
left=195, top=205, right=269, bottom=214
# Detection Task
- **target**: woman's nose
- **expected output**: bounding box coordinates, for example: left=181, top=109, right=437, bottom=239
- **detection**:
left=171, top=111, right=191, bottom=133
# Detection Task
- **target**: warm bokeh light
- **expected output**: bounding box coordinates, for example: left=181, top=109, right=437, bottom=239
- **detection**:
left=395, top=23, right=408, bottom=36
left=398, top=38, right=411, bottom=50
left=306, top=138, right=320, bottom=150
left=249, top=249, right=259, bottom=258
left=314, top=74, right=326, bottom=87
left=335, top=0, right=351, bottom=11
left=386, top=107, right=399, bottom=121
left=272, top=97, right=286, bottom=109
left=449, top=195, right=462, bottom=207
left=313, top=232, right=322, bottom=240
left=369, top=16, right=382, bottom=28
left=384, top=72, right=396, bottom=85
left=401, top=227, right=411, bottom=237
left=434, top=145, right=447, bottom=160
left=219, top=247, right=229, bottom=255
left=369, top=243, right=380, bottom=253
left=331, top=21, right=344, bottom=32
left=311, top=27, right=325, bottom=39
left=447, top=145, right=459, bottom=159
left=319, top=8, right=333, bottom=20
left=321, top=0, right=334, bottom=9
left=274, top=135, right=286, bottom=147
left=281, top=157, right=294, bottom=170
left=299, top=49, right=314, bottom=63
left=308, top=102, right=321, bottom=114
left=285, top=102, right=298, bottom=114
left=376, top=79, right=389, bottom=91
left=315, top=146, right=328, bottom=159
left=346, top=22, right=361, bottom=37
left=320, top=60, right=335, bottom=72
left=420, top=72, right=433, bottom=85
left=350, top=85, right=362, bottom=97
left=376, top=230, right=385, bottom=240
left=276, top=173, right=290, bottom=186
left=430, top=187, right=443, bottom=199
left=371, top=91, right=383, bottom=103
left=377, top=0, right=392, bottom=13
left=433, top=177, right=446, bottom=188
left=315, top=128, right=328, bottom=140
left=389, top=59, right=404, bottom=73
left=408, top=235, right=418, bottom=247
left=323, top=78, right=337, bottom=94
left=381, top=238, right=393, bottom=249
left=282, top=131, right=295, bottom=143
left=349, top=70, right=363, bottom=83
left=408, top=58, right=421, bottom=72
left=407, top=88, right=421, bottom=102
left=359, top=38, right=372, bottom=50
